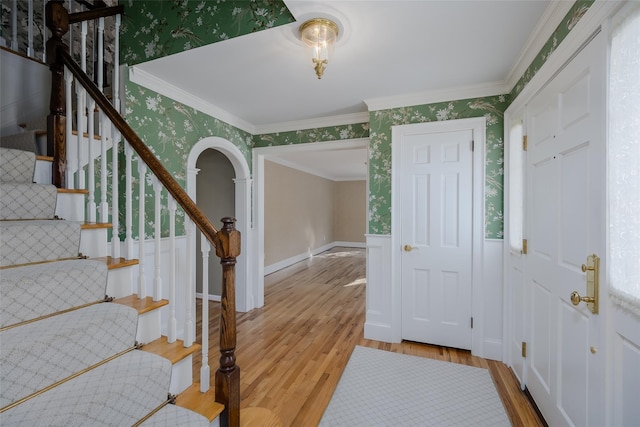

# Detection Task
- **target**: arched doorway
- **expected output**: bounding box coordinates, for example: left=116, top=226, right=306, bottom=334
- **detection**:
left=187, top=137, right=252, bottom=312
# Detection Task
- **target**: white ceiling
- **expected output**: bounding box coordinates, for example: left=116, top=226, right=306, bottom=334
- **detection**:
left=133, top=0, right=558, bottom=180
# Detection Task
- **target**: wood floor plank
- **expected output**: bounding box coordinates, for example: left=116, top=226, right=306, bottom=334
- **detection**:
left=195, top=247, right=545, bottom=426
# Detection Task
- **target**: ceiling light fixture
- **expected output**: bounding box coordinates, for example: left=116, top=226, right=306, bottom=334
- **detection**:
left=299, top=18, right=339, bottom=79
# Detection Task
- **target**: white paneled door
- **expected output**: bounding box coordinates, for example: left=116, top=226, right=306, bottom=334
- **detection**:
left=399, top=125, right=473, bottom=350
left=525, top=31, right=606, bottom=427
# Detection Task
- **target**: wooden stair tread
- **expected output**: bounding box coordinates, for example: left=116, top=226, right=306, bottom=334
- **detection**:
left=36, top=155, right=53, bottom=162
left=81, top=222, right=112, bottom=230
left=93, top=256, right=138, bottom=270
left=113, top=294, right=168, bottom=314
left=71, top=129, right=103, bottom=141
left=57, top=188, right=89, bottom=194
left=175, top=383, right=224, bottom=422
left=240, top=407, right=283, bottom=427
left=140, top=336, right=200, bottom=364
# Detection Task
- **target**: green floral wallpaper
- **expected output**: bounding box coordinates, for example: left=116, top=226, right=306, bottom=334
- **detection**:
left=254, top=123, right=370, bottom=147
left=368, top=96, right=508, bottom=238
left=123, top=80, right=253, bottom=239
left=510, top=0, right=594, bottom=101
left=120, top=0, right=294, bottom=65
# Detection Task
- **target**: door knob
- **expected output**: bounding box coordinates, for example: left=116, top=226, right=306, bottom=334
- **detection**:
left=404, top=244, right=414, bottom=252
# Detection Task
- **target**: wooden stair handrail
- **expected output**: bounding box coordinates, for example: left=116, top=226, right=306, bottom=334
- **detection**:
left=46, top=0, right=219, bottom=248
left=45, top=2, right=240, bottom=425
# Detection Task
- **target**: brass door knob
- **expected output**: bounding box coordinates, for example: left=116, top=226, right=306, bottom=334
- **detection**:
left=571, top=291, right=595, bottom=306
left=404, top=244, right=413, bottom=252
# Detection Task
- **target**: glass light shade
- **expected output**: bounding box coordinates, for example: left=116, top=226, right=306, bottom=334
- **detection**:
left=299, top=18, right=339, bottom=79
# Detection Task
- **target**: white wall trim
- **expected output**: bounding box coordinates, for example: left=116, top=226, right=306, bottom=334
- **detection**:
left=186, top=136, right=253, bottom=312
left=389, top=117, right=488, bottom=356
left=364, top=81, right=507, bottom=112
left=503, top=1, right=575, bottom=92
left=254, top=112, right=370, bottom=135
left=264, top=241, right=366, bottom=276
left=263, top=155, right=366, bottom=182
left=196, top=293, right=221, bottom=302
left=128, top=66, right=255, bottom=134
left=507, top=0, right=624, bottom=114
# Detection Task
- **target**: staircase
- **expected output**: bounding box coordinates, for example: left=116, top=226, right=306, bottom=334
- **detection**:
left=0, top=146, right=221, bottom=425
left=1, top=1, right=241, bottom=426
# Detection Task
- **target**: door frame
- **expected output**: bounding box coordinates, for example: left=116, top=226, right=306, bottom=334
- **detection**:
left=252, top=138, right=370, bottom=309
left=187, top=136, right=252, bottom=312
left=391, top=117, right=486, bottom=356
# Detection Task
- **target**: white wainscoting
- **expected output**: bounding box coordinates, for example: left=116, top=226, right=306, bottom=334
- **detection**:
left=364, top=235, right=394, bottom=342
left=364, top=234, right=504, bottom=361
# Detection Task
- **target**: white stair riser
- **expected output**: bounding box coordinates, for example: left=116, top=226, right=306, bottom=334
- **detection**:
left=106, top=266, right=135, bottom=299
left=168, top=355, right=194, bottom=395
left=34, top=159, right=52, bottom=184
left=79, top=227, right=108, bottom=258
left=55, top=192, right=85, bottom=222
left=137, top=308, right=163, bottom=344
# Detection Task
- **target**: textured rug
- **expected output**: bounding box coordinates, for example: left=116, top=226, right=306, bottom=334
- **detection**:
left=320, top=346, right=511, bottom=427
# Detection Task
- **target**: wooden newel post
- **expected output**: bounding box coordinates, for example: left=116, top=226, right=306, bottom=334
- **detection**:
left=215, top=217, right=241, bottom=427
left=45, top=0, right=69, bottom=188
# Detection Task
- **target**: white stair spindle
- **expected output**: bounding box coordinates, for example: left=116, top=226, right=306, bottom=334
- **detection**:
left=138, top=161, right=147, bottom=299
left=111, top=136, right=120, bottom=258
left=87, top=95, right=96, bottom=222
left=113, top=14, right=121, bottom=112
left=152, top=176, right=162, bottom=302
left=99, top=114, right=108, bottom=222
left=41, top=0, right=47, bottom=62
left=200, top=235, right=211, bottom=392
left=76, top=21, right=87, bottom=190
left=97, top=17, right=104, bottom=93
left=168, top=197, right=177, bottom=343
left=67, top=0, right=72, bottom=55
left=27, top=0, right=33, bottom=58
left=11, top=0, right=17, bottom=51
left=184, top=218, right=194, bottom=347
left=124, top=143, right=134, bottom=258
left=64, top=67, right=75, bottom=188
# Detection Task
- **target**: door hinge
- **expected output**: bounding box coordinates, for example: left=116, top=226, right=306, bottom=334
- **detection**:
left=522, top=239, right=528, bottom=255
left=471, top=140, right=475, bottom=152
left=470, top=317, right=474, bottom=329
left=522, top=342, right=527, bottom=358
left=523, top=135, right=528, bottom=151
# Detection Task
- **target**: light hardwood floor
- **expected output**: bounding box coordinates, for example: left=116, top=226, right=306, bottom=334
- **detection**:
left=195, top=247, right=545, bottom=427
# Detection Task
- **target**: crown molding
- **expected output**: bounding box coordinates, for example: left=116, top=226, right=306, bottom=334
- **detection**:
left=364, top=81, right=507, bottom=112
left=128, top=66, right=256, bottom=134
left=254, top=111, right=370, bottom=135
left=503, top=0, right=575, bottom=92
left=264, top=155, right=365, bottom=181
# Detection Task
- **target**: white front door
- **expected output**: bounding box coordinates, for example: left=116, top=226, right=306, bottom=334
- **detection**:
left=398, top=123, right=474, bottom=350
left=525, top=31, right=606, bottom=427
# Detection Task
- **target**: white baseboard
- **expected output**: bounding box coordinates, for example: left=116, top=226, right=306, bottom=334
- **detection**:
left=196, top=292, right=221, bottom=302
left=264, top=241, right=365, bottom=275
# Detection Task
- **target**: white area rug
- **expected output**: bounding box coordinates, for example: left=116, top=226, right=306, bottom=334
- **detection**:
left=320, top=346, right=511, bottom=427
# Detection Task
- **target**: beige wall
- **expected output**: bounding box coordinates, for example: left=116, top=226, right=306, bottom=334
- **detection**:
left=196, top=149, right=235, bottom=295
left=334, top=180, right=367, bottom=243
left=264, top=161, right=366, bottom=267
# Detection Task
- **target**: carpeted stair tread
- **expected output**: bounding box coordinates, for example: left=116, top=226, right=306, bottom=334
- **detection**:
left=140, top=403, right=210, bottom=426
left=2, top=350, right=172, bottom=426
left=0, top=302, right=139, bottom=408
left=0, top=259, right=108, bottom=327
left=0, top=182, right=57, bottom=220
left=0, top=220, right=81, bottom=267
left=0, top=147, right=35, bottom=183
